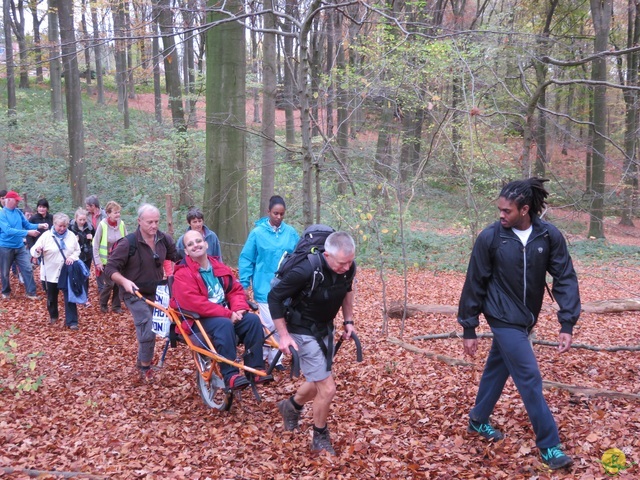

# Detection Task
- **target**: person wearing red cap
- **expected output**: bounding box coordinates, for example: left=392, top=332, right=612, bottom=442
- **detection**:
left=0, top=191, right=49, bottom=299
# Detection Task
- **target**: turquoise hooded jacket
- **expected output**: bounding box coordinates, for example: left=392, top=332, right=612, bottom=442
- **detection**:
left=238, top=217, right=299, bottom=303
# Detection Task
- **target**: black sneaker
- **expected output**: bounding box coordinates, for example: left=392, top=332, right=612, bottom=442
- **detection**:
left=467, top=419, right=504, bottom=441
left=540, top=445, right=573, bottom=470
left=253, top=373, right=274, bottom=385
left=277, top=399, right=300, bottom=431
left=311, top=428, right=335, bottom=455
left=227, top=373, right=250, bottom=391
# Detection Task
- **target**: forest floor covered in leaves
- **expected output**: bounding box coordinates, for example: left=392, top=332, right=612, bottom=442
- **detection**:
left=2, top=214, right=640, bottom=479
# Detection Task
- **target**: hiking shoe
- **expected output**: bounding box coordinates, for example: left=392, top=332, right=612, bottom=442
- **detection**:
left=227, top=373, right=250, bottom=391
left=68, top=325, right=79, bottom=331
left=311, top=428, right=335, bottom=455
left=1, top=294, right=9, bottom=299
left=253, top=373, right=274, bottom=385
left=467, top=419, right=504, bottom=441
left=50, top=317, right=58, bottom=324
left=135, top=367, right=155, bottom=384
left=541, top=445, right=573, bottom=470
left=112, top=307, right=122, bottom=314
left=100, top=305, right=108, bottom=313
left=26, top=295, right=39, bottom=301
left=277, top=399, right=301, bottom=431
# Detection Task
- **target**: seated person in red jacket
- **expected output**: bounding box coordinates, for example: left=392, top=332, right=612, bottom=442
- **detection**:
left=170, top=230, right=270, bottom=390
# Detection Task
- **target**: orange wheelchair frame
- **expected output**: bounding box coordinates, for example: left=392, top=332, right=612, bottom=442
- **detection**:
left=136, top=290, right=300, bottom=411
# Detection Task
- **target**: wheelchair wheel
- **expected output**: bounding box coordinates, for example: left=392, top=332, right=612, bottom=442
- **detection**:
left=195, top=354, right=233, bottom=411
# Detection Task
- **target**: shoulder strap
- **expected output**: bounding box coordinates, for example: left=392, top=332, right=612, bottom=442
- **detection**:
left=306, top=252, right=325, bottom=296
left=52, top=235, right=67, bottom=260
left=125, top=233, right=137, bottom=257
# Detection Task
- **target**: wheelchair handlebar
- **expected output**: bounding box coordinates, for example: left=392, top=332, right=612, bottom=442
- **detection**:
left=289, top=346, right=300, bottom=379
left=333, top=332, right=363, bottom=362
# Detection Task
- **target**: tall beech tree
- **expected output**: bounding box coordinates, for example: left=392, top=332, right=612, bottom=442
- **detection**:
left=204, top=0, right=247, bottom=264
left=57, top=0, right=87, bottom=206
left=587, top=0, right=611, bottom=239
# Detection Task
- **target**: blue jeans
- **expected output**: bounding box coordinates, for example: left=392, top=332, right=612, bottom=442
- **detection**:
left=0, top=246, right=37, bottom=296
left=470, top=326, right=560, bottom=449
left=195, top=312, right=264, bottom=382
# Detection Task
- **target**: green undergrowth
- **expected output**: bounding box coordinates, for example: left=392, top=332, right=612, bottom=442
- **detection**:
left=1, top=79, right=635, bottom=273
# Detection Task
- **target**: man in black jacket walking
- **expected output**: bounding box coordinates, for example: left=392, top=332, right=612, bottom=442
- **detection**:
left=458, top=177, right=580, bottom=471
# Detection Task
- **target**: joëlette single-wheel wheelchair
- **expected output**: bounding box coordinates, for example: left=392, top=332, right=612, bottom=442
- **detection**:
left=136, top=284, right=301, bottom=412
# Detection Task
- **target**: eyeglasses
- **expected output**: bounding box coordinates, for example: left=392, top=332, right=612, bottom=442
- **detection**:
left=153, top=253, right=161, bottom=268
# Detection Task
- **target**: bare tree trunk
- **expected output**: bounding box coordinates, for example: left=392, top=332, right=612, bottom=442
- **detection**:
left=250, top=14, right=260, bottom=124
left=125, top=6, right=136, bottom=100
left=325, top=10, right=334, bottom=137
left=4, top=0, right=17, bottom=122
left=90, top=0, right=105, bottom=105
left=205, top=0, right=247, bottom=264
left=299, top=0, right=322, bottom=226
left=156, top=0, right=185, bottom=131
left=180, top=0, right=196, bottom=125
left=260, top=3, right=277, bottom=214
left=561, top=80, right=575, bottom=155
left=58, top=0, right=87, bottom=207
left=620, top=0, right=640, bottom=227
left=283, top=0, right=297, bottom=150
left=48, top=0, right=63, bottom=121
left=373, top=96, right=395, bottom=202
left=533, top=0, right=558, bottom=178
left=152, top=14, right=162, bottom=124
left=309, top=18, right=321, bottom=138
left=9, top=0, right=30, bottom=88
left=399, top=109, right=424, bottom=184
left=587, top=0, right=611, bottom=239
left=157, top=0, right=191, bottom=207
left=112, top=0, right=129, bottom=126
left=81, top=0, right=93, bottom=96
left=28, top=0, right=44, bottom=83
left=335, top=11, right=349, bottom=196
left=534, top=62, right=548, bottom=177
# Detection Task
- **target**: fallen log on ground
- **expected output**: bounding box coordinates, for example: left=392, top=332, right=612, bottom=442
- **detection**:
left=387, top=298, right=640, bottom=318
left=542, top=381, right=640, bottom=401
left=387, top=337, right=473, bottom=366
left=411, top=331, right=640, bottom=352
left=0, top=467, right=107, bottom=479
left=388, top=337, right=640, bottom=400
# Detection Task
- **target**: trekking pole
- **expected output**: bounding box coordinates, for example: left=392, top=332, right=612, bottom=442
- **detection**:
left=333, top=332, right=363, bottom=362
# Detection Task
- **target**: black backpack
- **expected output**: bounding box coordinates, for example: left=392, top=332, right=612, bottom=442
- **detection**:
left=270, top=224, right=335, bottom=298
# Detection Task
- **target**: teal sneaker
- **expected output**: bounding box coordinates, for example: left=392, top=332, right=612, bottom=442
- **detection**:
left=467, top=419, right=504, bottom=441
left=540, top=445, right=573, bottom=470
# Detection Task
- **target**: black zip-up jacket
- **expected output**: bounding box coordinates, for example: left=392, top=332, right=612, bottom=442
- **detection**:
left=458, top=217, right=580, bottom=339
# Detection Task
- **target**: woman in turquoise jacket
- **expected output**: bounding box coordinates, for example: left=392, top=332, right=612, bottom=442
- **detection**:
left=239, top=195, right=299, bottom=370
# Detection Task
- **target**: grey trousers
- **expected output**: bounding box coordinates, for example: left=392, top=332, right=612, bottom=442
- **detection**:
left=124, top=293, right=156, bottom=365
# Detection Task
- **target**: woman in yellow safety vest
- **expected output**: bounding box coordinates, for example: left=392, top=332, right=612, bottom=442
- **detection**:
left=92, top=201, right=127, bottom=313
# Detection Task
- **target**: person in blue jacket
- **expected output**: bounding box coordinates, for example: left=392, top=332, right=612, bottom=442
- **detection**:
left=239, top=195, right=299, bottom=370
left=457, top=177, right=580, bottom=471
left=0, top=191, right=50, bottom=300
left=176, top=207, right=222, bottom=260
